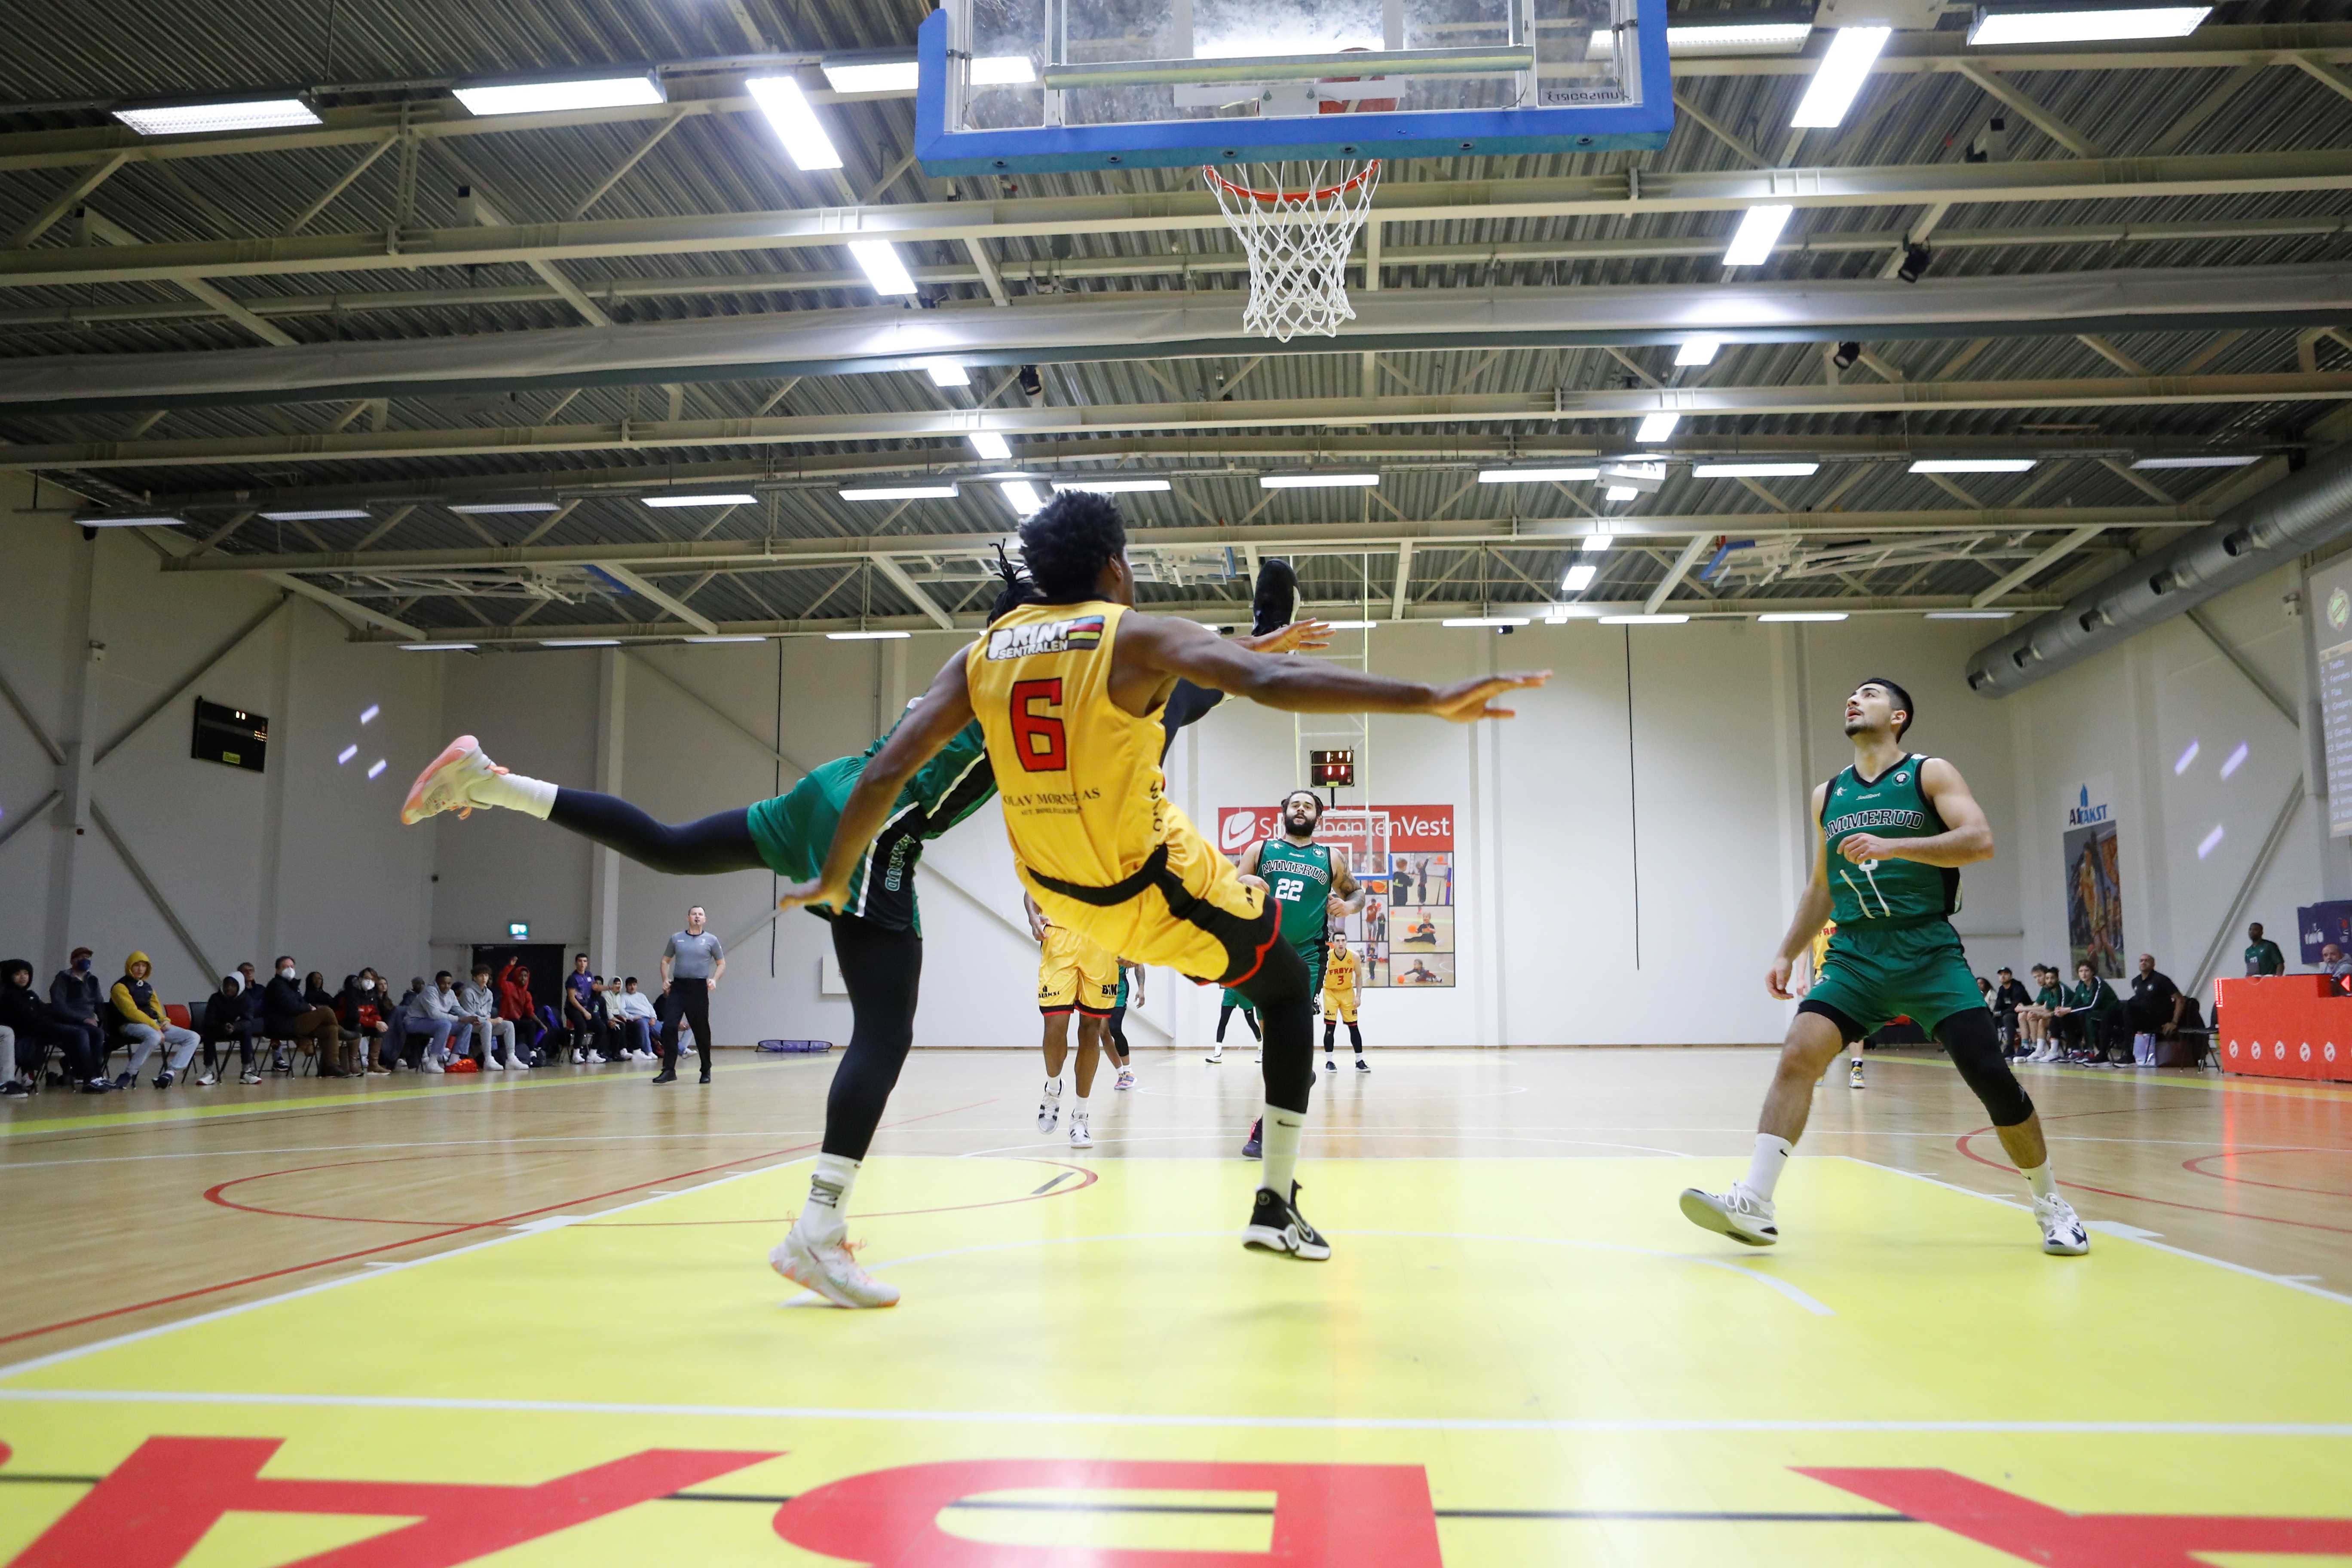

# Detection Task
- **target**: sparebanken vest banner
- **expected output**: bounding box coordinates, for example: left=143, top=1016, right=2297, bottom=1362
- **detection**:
left=1216, top=805, right=1455, bottom=988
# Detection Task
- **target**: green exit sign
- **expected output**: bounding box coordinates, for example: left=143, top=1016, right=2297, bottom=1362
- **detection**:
left=507, top=922, right=530, bottom=939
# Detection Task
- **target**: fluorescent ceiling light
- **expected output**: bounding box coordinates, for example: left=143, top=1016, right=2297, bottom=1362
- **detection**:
left=1722, top=203, right=1793, bottom=266
left=685, top=634, right=769, bottom=644
left=1909, top=458, right=2035, bottom=473
left=453, top=74, right=664, bottom=116
left=1968, top=3, right=2208, bottom=47
left=111, top=96, right=319, bottom=136
left=821, top=58, right=919, bottom=94
left=972, top=55, right=1039, bottom=85
left=1000, top=479, right=1047, bottom=516
left=1675, top=337, right=1722, bottom=366
left=541, top=638, right=622, bottom=647
left=1442, top=616, right=1532, bottom=628
left=1544, top=608, right=1601, bottom=622
left=1693, top=462, right=1820, bottom=477
left=1579, top=532, right=1614, bottom=552
left=1665, top=20, right=1815, bottom=52
left=359, top=704, right=379, bottom=724
left=827, top=629, right=913, bottom=640
left=1562, top=563, right=1599, bottom=591
left=848, top=240, right=918, bottom=296
left=1925, top=610, right=2015, bottom=620
left=644, top=492, right=757, bottom=507
left=1790, top=26, right=1889, bottom=128
left=1758, top=611, right=1848, bottom=622
left=922, top=358, right=971, bottom=387
left=1605, top=486, right=1640, bottom=502
left=970, top=431, right=1014, bottom=461
left=744, top=74, right=843, bottom=170
left=1478, top=467, right=1599, bottom=484
left=2131, top=454, right=2258, bottom=469
left=840, top=483, right=960, bottom=500
left=337, top=744, right=359, bottom=765
left=450, top=500, right=557, bottom=513
left=1599, top=613, right=1690, bottom=625
left=1323, top=619, right=1378, bottom=630
left=1261, top=472, right=1380, bottom=489
left=1635, top=412, right=1681, bottom=443
left=367, top=760, right=388, bottom=779
left=399, top=641, right=478, bottom=651
left=80, top=514, right=184, bottom=527
left=260, top=507, right=371, bottom=521
left=1053, top=478, right=1173, bottom=493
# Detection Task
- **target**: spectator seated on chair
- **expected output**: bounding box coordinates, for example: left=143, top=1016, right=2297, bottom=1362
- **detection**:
left=339, top=969, right=394, bottom=1075
left=2320, top=942, right=2352, bottom=994
left=562, top=953, right=605, bottom=1063
left=2122, top=952, right=2186, bottom=1067
left=597, top=977, right=633, bottom=1061
left=264, top=956, right=349, bottom=1077
left=459, top=965, right=521, bottom=1070
left=3, top=958, right=111, bottom=1093
left=48, top=947, right=108, bottom=1081
left=615, top=976, right=658, bottom=1060
left=496, top=959, right=545, bottom=1066
left=1989, top=967, right=2031, bottom=1057
left=2052, top=962, right=2123, bottom=1063
left=201, top=974, right=263, bottom=1084
left=111, top=951, right=205, bottom=1088
left=402, top=971, right=471, bottom=1073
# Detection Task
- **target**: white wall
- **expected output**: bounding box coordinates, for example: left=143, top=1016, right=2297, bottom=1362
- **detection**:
left=0, top=483, right=438, bottom=1007
left=8, top=465, right=2326, bottom=1049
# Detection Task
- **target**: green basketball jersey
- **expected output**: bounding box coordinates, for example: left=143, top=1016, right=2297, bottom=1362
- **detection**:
left=1819, top=753, right=1959, bottom=927
left=1257, top=836, right=1335, bottom=949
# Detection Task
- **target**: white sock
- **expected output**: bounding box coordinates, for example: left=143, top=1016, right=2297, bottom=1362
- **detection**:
left=1743, top=1133, right=1793, bottom=1201
left=1042, top=1077, right=1061, bottom=1097
left=2021, top=1161, right=2058, bottom=1201
left=474, top=769, right=557, bottom=819
left=1074, top=1089, right=1090, bottom=1110
left=798, top=1153, right=860, bottom=1244
left=1258, top=1104, right=1305, bottom=1197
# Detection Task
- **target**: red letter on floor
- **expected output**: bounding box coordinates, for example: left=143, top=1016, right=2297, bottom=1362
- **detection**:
left=772, top=1458, right=1442, bottom=1566
left=1800, top=1467, right=2352, bottom=1567
left=11, top=1435, right=777, bottom=1568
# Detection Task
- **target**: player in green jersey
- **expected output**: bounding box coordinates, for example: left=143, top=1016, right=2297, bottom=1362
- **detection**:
left=1235, top=790, right=1366, bottom=1151
left=1678, top=677, right=2090, bottom=1258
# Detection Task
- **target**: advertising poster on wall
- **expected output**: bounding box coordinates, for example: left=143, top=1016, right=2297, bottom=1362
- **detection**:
left=2062, top=776, right=2124, bottom=978
left=2306, top=557, right=2352, bottom=836
left=1216, top=805, right=1455, bottom=987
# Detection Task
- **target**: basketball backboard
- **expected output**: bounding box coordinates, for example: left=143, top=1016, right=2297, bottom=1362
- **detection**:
left=913, top=0, right=1672, bottom=174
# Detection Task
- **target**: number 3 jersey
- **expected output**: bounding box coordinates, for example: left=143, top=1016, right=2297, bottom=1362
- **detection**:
left=1819, top=753, right=1960, bottom=927
left=968, top=600, right=1278, bottom=986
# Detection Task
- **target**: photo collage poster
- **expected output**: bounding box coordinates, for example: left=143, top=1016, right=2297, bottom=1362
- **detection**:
left=1216, top=805, right=1456, bottom=988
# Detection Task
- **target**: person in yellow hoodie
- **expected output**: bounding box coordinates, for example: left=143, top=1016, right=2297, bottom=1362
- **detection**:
left=111, top=951, right=206, bottom=1089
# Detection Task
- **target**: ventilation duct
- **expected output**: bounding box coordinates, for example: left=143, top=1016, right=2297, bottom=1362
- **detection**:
left=1966, top=445, right=2352, bottom=696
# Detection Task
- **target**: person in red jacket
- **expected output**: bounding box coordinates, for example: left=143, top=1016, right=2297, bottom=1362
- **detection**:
left=498, top=959, right=545, bottom=1063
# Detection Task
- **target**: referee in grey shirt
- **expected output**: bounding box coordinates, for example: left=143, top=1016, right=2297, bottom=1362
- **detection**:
left=654, top=905, right=726, bottom=1084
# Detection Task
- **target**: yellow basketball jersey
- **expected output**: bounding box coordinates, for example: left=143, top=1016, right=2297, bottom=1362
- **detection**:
left=1324, top=946, right=1360, bottom=995
left=967, top=600, right=1170, bottom=889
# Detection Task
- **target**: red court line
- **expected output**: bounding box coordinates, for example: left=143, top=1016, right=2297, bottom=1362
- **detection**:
left=1954, top=1121, right=2352, bottom=1238
left=0, top=1097, right=995, bottom=1352
left=2180, top=1148, right=2352, bottom=1200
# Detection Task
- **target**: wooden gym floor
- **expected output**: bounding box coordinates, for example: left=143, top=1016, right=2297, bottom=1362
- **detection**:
left=1, top=1045, right=2349, bottom=1565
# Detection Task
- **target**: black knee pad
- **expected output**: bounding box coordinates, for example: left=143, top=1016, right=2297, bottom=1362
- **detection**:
left=1936, top=1008, right=2034, bottom=1127
left=1237, top=942, right=1314, bottom=1112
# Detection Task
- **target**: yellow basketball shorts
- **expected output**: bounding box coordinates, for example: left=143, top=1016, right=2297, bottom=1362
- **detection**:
left=1322, top=991, right=1359, bottom=1024
left=1022, top=805, right=1277, bottom=988
left=1037, top=925, right=1121, bottom=1016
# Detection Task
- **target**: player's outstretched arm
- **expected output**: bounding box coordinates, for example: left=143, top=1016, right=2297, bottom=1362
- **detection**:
left=1769, top=784, right=1834, bottom=1000
left=1834, top=757, right=1994, bottom=869
left=1121, top=612, right=1547, bottom=720
left=778, top=649, right=977, bottom=912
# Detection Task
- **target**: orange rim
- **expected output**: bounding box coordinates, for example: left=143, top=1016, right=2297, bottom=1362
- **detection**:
left=1201, top=159, right=1381, bottom=205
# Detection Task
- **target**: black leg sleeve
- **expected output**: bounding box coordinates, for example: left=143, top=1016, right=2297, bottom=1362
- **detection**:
left=822, top=916, right=924, bottom=1161
left=1322, top=1019, right=1335, bottom=1050
left=1216, top=1004, right=1235, bottom=1043
left=546, top=791, right=767, bottom=877
left=1235, top=939, right=1314, bottom=1115
left=1935, top=1007, right=2036, bottom=1127
left=1243, top=1007, right=1262, bottom=1041
left=1348, top=1022, right=1363, bottom=1051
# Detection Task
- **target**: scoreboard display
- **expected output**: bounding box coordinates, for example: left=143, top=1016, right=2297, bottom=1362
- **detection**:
left=1310, top=749, right=1355, bottom=788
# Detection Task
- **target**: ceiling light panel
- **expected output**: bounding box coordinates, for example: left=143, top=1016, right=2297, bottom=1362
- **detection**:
left=453, top=75, right=664, bottom=116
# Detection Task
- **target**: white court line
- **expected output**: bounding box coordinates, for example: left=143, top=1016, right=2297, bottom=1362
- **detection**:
left=1842, top=1157, right=2352, bottom=1310
left=0, top=1129, right=836, bottom=1172
left=0, top=1158, right=815, bottom=1384
left=0, top=1387, right=2343, bottom=1438
left=775, top=1228, right=1833, bottom=1316
left=954, top=1133, right=1694, bottom=1159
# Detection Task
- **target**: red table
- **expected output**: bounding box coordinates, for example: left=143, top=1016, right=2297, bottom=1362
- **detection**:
left=2211, top=975, right=2352, bottom=1082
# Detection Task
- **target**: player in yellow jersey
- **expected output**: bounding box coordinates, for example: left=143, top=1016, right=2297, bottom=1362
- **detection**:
left=1025, top=891, right=1120, bottom=1145
left=783, top=493, right=1546, bottom=1262
left=1320, top=939, right=1366, bottom=1072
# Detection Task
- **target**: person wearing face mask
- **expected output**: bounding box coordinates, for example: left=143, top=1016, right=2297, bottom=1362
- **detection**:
left=49, top=948, right=106, bottom=1064
left=112, top=952, right=205, bottom=1088
left=3, top=959, right=109, bottom=1091
left=338, top=969, right=394, bottom=1075
left=200, top=975, right=264, bottom=1084
left=263, top=955, right=349, bottom=1077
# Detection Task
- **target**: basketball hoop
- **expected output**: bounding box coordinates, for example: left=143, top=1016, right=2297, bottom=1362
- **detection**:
left=1204, top=158, right=1381, bottom=343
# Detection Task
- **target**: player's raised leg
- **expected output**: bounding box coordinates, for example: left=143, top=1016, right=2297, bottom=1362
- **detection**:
left=402, top=736, right=768, bottom=875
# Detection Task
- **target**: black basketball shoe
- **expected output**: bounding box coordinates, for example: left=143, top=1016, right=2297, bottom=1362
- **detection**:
left=1243, top=1181, right=1331, bottom=1261
left=1252, top=558, right=1298, bottom=637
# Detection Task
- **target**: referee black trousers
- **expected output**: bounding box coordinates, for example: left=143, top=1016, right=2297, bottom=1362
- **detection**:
left=661, top=977, right=714, bottom=1075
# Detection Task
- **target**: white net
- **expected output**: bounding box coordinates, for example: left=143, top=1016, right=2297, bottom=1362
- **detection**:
left=1204, top=159, right=1381, bottom=343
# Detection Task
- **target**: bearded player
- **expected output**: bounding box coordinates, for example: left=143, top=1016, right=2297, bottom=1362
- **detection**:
left=1235, top=789, right=1364, bottom=1149
left=1678, top=678, right=2089, bottom=1256
left=781, top=492, right=1543, bottom=1262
